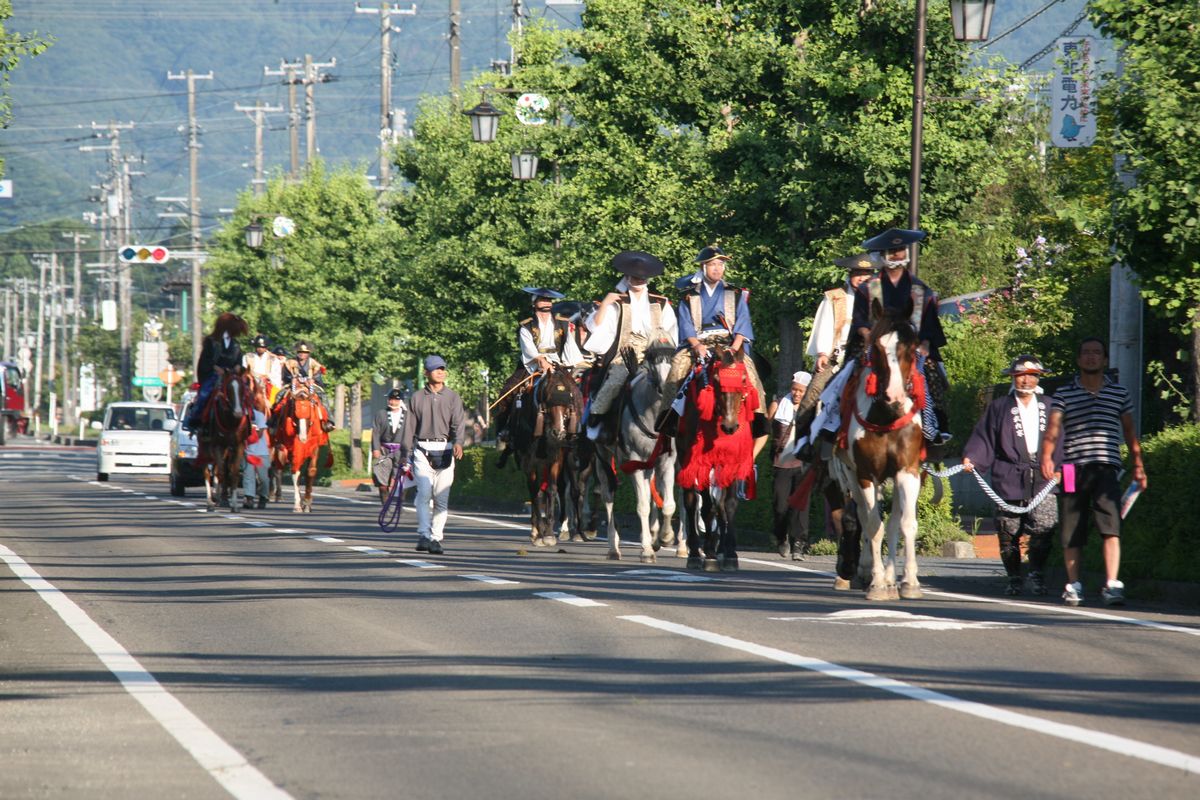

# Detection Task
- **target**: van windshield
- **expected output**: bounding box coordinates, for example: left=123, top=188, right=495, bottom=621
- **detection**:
left=105, top=407, right=175, bottom=431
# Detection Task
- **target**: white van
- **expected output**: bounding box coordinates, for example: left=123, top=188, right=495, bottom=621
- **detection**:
left=95, top=401, right=177, bottom=481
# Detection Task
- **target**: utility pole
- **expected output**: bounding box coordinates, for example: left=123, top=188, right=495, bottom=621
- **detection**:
left=265, top=59, right=304, bottom=179
left=167, top=69, right=213, bottom=370
left=907, top=0, right=928, bottom=278
left=235, top=101, right=283, bottom=196
left=32, top=256, right=47, bottom=423
left=47, top=253, right=58, bottom=433
left=61, top=231, right=88, bottom=425
left=355, top=2, right=416, bottom=191
left=303, top=54, right=337, bottom=163
left=449, top=0, right=461, bottom=105
left=510, top=0, right=523, bottom=69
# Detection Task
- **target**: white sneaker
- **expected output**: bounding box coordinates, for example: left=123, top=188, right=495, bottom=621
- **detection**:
left=1101, top=580, right=1126, bottom=607
left=1062, top=581, right=1083, bottom=606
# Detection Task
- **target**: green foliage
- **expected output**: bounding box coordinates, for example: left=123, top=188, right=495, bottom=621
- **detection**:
left=0, top=0, right=51, bottom=178
left=915, top=473, right=971, bottom=555
left=1146, top=357, right=1193, bottom=422
left=1111, top=423, right=1200, bottom=584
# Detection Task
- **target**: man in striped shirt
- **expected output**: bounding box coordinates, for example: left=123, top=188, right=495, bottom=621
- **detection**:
left=1040, top=338, right=1148, bottom=607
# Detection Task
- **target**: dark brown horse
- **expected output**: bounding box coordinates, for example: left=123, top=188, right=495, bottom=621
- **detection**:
left=675, top=344, right=759, bottom=571
left=830, top=299, right=926, bottom=600
left=198, top=369, right=252, bottom=512
left=511, top=367, right=580, bottom=546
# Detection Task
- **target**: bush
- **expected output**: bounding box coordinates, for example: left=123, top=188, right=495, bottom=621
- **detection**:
left=1109, top=423, right=1200, bottom=584
left=316, top=429, right=370, bottom=484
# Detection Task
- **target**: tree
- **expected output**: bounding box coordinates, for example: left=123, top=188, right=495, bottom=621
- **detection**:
left=0, top=1, right=50, bottom=181
left=1091, top=0, right=1200, bottom=420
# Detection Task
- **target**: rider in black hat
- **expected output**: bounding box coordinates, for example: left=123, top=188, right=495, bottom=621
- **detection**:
left=582, top=252, right=678, bottom=437
left=243, top=333, right=281, bottom=403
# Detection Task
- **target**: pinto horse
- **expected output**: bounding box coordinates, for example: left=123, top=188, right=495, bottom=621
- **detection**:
left=511, top=368, right=580, bottom=547
left=272, top=384, right=331, bottom=513
left=829, top=299, right=926, bottom=600
left=197, top=369, right=252, bottom=512
left=675, top=344, right=759, bottom=572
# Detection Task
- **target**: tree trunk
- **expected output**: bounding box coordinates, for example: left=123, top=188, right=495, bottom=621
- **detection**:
left=350, top=381, right=364, bottom=472
left=334, top=384, right=346, bottom=429
left=1192, top=306, right=1200, bottom=423
left=776, top=312, right=807, bottom=402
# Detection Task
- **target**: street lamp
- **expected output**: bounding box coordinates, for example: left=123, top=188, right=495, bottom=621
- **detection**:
left=950, top=1, right=998, bottom=42
left=908, top=0, right=1000, bottom=276
left=243, top=213, right=292, bottom=249
left=463, top=98, right=502, bottom=143
left=243, top=221, right=264, bottom=249
left=511, top=149, right=539, bottom=181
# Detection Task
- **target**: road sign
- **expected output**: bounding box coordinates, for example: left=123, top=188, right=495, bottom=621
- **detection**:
left=132, top=376, right=165, bottom=388
left=136, top=341, right=170, bottom=379
left=142, top=386, right=163, bottom=402
left=1050, top=37, right=1096, bottom=148
left=159, top=367, right=185, bottom=386
left=119, top=245, right=171, bottom=264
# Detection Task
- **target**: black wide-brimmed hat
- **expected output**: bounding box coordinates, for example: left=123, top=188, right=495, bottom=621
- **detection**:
left=296, top=342, right=312, bottom=354
left=252, top=333, right=270, bottom=348
left=861, top=228, right=926, bottom=252
left=522, top=286, right=565, bottom=300
left=694, top=245, right=731, bottom=264
left=1001, top=354, right=1051, bottom=376
left=386, top=387, right=404, bottom=400
left=833, top=252, right=880, bottom=272
left=611, top=250, right=665, bottom=278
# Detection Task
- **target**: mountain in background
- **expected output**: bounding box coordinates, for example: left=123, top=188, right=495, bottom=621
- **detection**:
left=0, top=0, right=1099, bottom=237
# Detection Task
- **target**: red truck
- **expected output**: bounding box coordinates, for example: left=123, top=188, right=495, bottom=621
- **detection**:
left=0, top=361, right=28, bottom=445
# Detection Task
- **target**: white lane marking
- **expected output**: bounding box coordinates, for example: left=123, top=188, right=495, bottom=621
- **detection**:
left=0, top=543, right=293, bottom=799
left=223, top=515, right=245, bottom=521
left=121, top=489, right=137, bottom=493
left=244, top=521, right=271, bottom=528
left=621, top=614, right=1200, bottom=775
left=741, top=556, right=1200, bottom=638
left=347, top=546, right=388, bottom=555
left=180, top=502, right=198, bottom=508
left=770, top=609, right=1029, bottom=630
left=535, top=591, right=607, bottom=607
left=395, top=559, right=445, bottom=570
left=566, top=570, right=714, bottom=583
left=309, top=536, right=344, bottom=544
left=0, top=453, right=29, bottom=458
left=274, top=528, right=304, bottom=534
left=311, top=493, right=374, bottom=506
left=316, top=493, right=531, bottom=532
left=461, top=574, right=520, bottom=585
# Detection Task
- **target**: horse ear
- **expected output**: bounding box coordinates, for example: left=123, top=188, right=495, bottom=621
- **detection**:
left=871, top=296, right=884, bottom=321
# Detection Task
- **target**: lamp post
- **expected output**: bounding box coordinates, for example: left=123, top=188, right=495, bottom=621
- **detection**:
left=511, top=149, right=539, bottom=181
left=463, top=97, right=502, bottom=143
left=909, top=0, right=998, bottom=277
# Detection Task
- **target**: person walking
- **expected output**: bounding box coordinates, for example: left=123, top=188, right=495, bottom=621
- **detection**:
left=1040, top=338, right=1148, bottom=606
left=963, top=355, right=1061, bottom=596
left=242, top=387, right=271, bottom=510
left=769, top=371, right=813, bottom=560
left=404, top=356, right=465, bottom=554
left=371, top=387, right=410, bottom=504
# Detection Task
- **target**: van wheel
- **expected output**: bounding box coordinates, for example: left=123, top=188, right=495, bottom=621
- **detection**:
left=169, top=472, right=186, bottom=497
left=97, top=472, right=109, bottom=482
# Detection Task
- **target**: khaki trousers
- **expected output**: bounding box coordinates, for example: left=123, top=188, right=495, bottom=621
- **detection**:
left=590, top=334, right=650, bottom=416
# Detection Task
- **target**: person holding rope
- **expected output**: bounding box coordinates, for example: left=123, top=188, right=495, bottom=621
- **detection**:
left=962, top=355, right=1062, bottom=596
left=371, top=387, right=410, bottom=505
left=494, top=287, right=585, bottom=466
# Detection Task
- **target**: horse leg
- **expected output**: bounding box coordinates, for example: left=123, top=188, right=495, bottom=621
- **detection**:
left=292, top=469, right=303, bottom=513
left=702, top=490, right=720, bottom=572
left=303, top=458, right=316, bottom=512
left=683, top=490, right=704, bottom=570
left=718, top=490, right=740, bottom=572
left=631, top=468, right=656, bottom=563
left=656, top=453, right=678, bottom=553
left=528, top=468, right=547, bottom=546
left=895, top=470, right=923, bottom=599
left=544, top=459, right=561, bottom=547
left=204, top=464, right=216, bottom=512
left=835, top=498, right=862, bottom=591
left=597, top=451, right=620, bottom=560
left=858, top=481, right=891, bottom=601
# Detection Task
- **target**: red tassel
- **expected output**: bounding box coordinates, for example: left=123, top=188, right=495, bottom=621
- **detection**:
left=650, top=480, right=663, bottom=509
left=246, top=454, right=263, bottom=467
left=787, top=467, right=818, bottom=511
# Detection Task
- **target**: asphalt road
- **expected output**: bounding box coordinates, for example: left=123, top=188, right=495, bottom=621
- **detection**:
left=1, top=443, right=1198, bottom=799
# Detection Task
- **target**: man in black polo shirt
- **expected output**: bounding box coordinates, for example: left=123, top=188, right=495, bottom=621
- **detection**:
left=1040, top=337, right=1148, bottom=606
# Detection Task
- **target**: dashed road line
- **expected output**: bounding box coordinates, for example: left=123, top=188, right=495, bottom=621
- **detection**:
left=461, top=574, right=520, bottom=585
left=535, top=591, right=607, bottom=607
left=348, top=545, right=388, bottom=555
left=395, top=559, right=445, bottom=570
left=309, top=536, right=343, bottom=543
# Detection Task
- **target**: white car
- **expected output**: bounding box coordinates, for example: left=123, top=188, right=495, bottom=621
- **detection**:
left=95, top=401, right=178, bottom=481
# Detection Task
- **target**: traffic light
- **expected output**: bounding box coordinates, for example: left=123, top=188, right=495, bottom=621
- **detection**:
left=119, top=245, right=171, bottom=264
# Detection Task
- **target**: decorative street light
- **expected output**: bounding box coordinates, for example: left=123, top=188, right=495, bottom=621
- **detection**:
left=908, top=0, right=1000, bottom=275
left=243, top=213, right=293, bottom=249
left=243, top=221, right=264, bottom=249
left=950, top=0, right=998, bottom=42
left=463, top=98, right=502, bottom=143
left=511, top=149, right=539, bottom=181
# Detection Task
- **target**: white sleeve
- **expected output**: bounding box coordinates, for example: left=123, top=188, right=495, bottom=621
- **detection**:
left=584, top=307, right=617, bottom=355
left=661, top=301, right=679, bottom=346
left=560, top=325, right=585, bottom=366
left=518, top=326, right=539, bottom=373
left=807, top=298, right=834, bottom=358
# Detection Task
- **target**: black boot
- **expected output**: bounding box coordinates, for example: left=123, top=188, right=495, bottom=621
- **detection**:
left=790, top=539, right=807, bottom=561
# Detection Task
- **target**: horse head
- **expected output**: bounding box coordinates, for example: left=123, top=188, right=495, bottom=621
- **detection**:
left=712, top=344, right=751, bottom=435
left=867, top=297, right=919, bottom=418
left=641, top=334, right=676, bottom=391
left=536, top=367, right=577, bottom=444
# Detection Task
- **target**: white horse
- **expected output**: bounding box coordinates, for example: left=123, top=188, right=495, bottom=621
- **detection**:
left=592, top=340, right=679, bottom=562
left=828, top=303, right=926, bottom=600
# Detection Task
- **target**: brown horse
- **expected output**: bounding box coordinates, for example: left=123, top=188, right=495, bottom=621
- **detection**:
left=675, top=344, right=759, bottom=571
left=510, top=367, right=580, bottom=547
left=829, top=299, right=926, bottom=600
left=198, top=369, right=252, bottom=512
left=272, top=384, right=331, bottom=513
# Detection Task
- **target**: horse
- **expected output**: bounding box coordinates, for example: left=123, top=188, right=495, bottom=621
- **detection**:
left=675, top=343, right=759, bottom=571
left=272, top=382, right=331, bottom=513
left=827, top=299, right=926, bottom=600
left=196, top=368, right=252, bottom=512
left=510, top=367, right=581, bottom=547
left=591, top=338, right=679, bottom=562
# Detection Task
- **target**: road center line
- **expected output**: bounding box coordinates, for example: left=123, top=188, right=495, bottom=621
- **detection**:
left=461, top=574, right=520, bottom=585
left=0, top=543, right=294, bottom=799
left=395, top=559, right=445, bottom=570
left=309, top=536, right=343, bottom=543
left=347, top=545, right=388, bottom=555
left=620, top=614, right=1200, bottom=775
left=535, top=591, right=607, bottom=607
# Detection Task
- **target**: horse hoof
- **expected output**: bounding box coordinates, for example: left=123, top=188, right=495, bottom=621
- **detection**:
left=651, top=541, right=662, bottom=552
left=532, top=537, right=548, bottom=547
left=639, top=552, right=656, bottom=564
left=583, top=530, right=598, bottom=542
left=899, top=584, right=924, bottom=600
left=675, top=546, right=689, bottom=559
left=544, top=536, right=558, bottom=548
left=865, top=586, right=891, bottom=601
left=887, top=585, right=900, bottom=600
left=686, top=556, right=703, bottom=570
left=833, top=577, right=853, bottom=591
left=720, top=557, right=739, bottom=572
left=703, top=558, right=719, bottom=573
left=607, top=550, right=621, bottom=561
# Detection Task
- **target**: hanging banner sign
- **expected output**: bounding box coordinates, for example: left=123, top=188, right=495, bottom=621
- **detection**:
left=1050, top=36, right=1096, bottom=148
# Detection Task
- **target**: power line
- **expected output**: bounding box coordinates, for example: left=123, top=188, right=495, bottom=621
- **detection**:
left=975, top=0, right=1069, bottom=51
left=1019, top=12, right=1090, bottom=71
